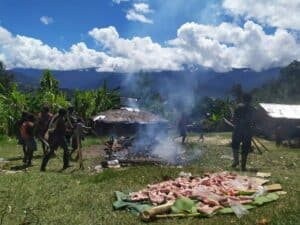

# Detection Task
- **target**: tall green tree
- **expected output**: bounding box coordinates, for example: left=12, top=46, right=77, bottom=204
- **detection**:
left=0, top=61, right=14, bottom=95
left=93, top=82, right=120, bottom=114
left=254, top=60, right=300, bottom=104
left=0, top=83, right=27, bottom=135
left=39, top=69, right=59, bottom=93
left=24, top=69, right=69, bottom=113
left=73, top=83, right=120, bottom=119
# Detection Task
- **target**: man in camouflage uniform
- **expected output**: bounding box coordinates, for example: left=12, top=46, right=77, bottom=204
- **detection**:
left=41, top=108, right=70, bottom=171
left=231, top=93, right=256, bottom=171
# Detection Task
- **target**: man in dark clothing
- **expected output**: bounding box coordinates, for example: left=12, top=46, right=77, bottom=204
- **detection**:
left=65, top=106, right=77, bottom=145
left=178, top=113, right=188, bottom=144
left=275, top=124, right=283, bottom=147
left=37, top=106, right=53, bottom=154
left=17, top=112, right=29, bottom=163
left=41, top=108, right=70, bottom=171
left=231, top=94, right=256, bottom=171
left=20, top=114, right=37, bottom=166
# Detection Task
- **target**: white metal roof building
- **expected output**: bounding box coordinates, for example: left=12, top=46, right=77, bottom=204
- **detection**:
left=259, top=103, right=300, bottom=120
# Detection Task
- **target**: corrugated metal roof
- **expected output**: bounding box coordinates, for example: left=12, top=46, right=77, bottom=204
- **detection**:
left=259, top=103, right=300, bottom=119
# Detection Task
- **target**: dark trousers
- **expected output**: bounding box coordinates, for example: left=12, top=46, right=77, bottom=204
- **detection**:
left=232, top=132, right=252, bottom=170
left=22, top=144, right=27, bottom=163
left=179, top=129, right=187, bottom=144
left=24, top=138, right=37, bottom=166
left=41, top=137, right=69, bottom=170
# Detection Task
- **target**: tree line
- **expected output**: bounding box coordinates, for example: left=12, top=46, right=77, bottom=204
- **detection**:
left=0, top=62, right=120, bottom=136
left=1, top=60, right=298, bottom=136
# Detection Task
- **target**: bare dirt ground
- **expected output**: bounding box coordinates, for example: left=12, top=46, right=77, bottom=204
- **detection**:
left=82, top=144, right=106, bottom=159
left=174, top=135, right=231, bottom=146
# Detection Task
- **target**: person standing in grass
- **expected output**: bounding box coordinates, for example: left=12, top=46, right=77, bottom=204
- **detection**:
left=41, top=108, right=70, bottom=171
left=20, top=114, right=37, bottom=166
left=178, top=113, right=188, bottom=144
left=37, top=105, right=53, bottom=155
left=16, top=111, right=29, bottom=163
left=231, top=93, right=256, bottom=171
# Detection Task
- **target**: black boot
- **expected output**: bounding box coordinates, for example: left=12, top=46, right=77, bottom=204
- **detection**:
left=241, top=153, right=248, bottom=171
left=22, top=145, right=27, bottom=163
left=232, top=148, right=239, bottom=167
left=40, top=152, right=51, bottom=171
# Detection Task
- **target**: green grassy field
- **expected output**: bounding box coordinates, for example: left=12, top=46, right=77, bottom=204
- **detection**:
left=0, top=134, right=299, bottom=225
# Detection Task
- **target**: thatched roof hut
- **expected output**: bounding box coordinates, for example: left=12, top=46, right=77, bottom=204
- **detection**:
left=93, top=107, right=168, bottom=136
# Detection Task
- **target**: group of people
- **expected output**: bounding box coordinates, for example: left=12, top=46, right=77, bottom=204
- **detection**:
left=18, top=93, right=256, bottom=172
left=17, top=106, right=89, bottom=171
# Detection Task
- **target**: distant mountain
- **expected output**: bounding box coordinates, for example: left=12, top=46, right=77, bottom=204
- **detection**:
left=10, top=67, right=280, bottom=97
left=253, top=60, right=300, bottom=103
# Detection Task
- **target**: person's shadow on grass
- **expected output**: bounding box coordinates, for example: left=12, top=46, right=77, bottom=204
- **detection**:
left=8, top=154, right=44, bottom=162
left=10, top=164, right=29, bottom=170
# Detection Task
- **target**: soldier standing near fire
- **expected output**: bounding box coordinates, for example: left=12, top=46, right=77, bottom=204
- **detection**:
left=231, top=93, right=257, bottom=171
left=41, top=108, right=70, bottom=171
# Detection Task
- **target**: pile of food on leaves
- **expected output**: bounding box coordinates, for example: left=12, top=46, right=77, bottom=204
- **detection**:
left=113, top=172, right=284, bottom=221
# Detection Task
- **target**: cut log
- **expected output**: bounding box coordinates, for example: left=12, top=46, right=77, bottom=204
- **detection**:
left=140, top=202, right=174, bottom=221
left=265, top=184, right=282, bottom=192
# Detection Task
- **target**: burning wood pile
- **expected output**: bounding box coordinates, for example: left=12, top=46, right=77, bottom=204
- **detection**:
left=113, top=172, right=283, bottom=221
left=94, top=107, right=174, bottom=166
left=95, top=107, right=202, bottom=167
left=103, top=135, right=169, bottom=166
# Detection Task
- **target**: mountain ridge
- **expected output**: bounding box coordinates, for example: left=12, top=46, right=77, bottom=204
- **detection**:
left=10, top=67, right=281, bottom=97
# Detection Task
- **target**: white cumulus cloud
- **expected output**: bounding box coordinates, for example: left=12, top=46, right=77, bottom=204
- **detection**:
left=169, top=21, right=300, bottom=71
left=133, top=3, right=153, bottom=13
left=126, top=3, right=153, bottom=24
left=223, top=0, right=300, bottom=30
left=40, top=16, right=54, bottom=25
left=0, top=26, right=108, bottom=70
left=112, top=0, right=129, bottom=4
left=1, top=20, right=300, bottom=72
left=89, top=26, right=180, bottom=71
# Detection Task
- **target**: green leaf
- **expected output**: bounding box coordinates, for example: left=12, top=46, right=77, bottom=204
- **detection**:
left=238, top=190, right=256, bottom=196
left=253, top=193, right=279, bottom=206
left=171, top=197, right=198, bottom=214
left=218, top=205, right=255, bottom=214
left=113, top=191, right=152, bottom=215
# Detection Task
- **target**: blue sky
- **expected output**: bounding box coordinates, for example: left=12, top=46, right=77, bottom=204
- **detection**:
left=0, top=0, right=299, bottom=72
left=0, top=0, right=225, bottom=49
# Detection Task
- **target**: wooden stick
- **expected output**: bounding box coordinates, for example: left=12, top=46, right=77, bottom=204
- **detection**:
left=155, top=213, right=203, bottom=219
left=223, top=117, right=234, bottom=128
left=252, top=139, right=263, bottom=154
left=76, top=128, right=84, bottom=170
left=253, top=137, right=269, bottom=152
